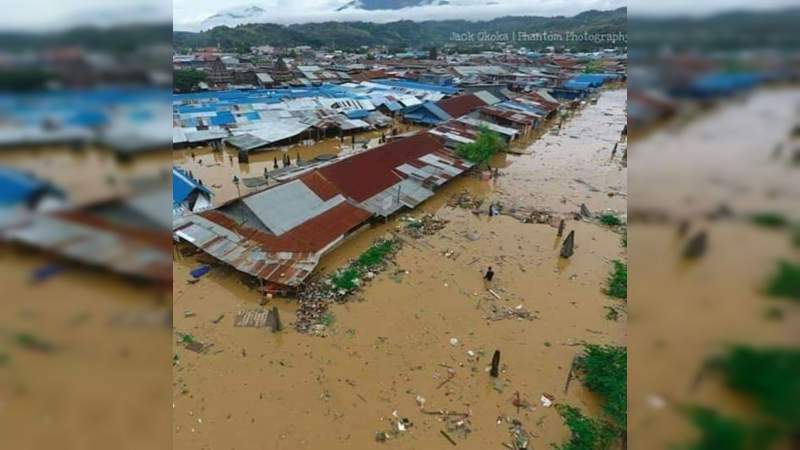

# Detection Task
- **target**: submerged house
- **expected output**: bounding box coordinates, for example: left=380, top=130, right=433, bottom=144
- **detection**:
left=173, top=131, right=473, bottom=292
left=172, top=166, right=213, bottom=217
left=173, top=172, right=372, bottom=293
left=402, top=91, right=501, bottom=126
left=1, top=186, right=172, bottom=286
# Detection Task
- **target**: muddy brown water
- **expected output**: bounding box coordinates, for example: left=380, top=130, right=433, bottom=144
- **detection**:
left=628, top=87, right=800, bottom=449
left=173, top=89, right=627, bottom=449
left=0, top=146, right=173, bottom=449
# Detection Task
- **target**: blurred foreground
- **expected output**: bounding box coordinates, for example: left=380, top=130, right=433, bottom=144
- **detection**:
left=629, top=6, right=799, bottom=450
left=0, top=11, right=172, bottom=450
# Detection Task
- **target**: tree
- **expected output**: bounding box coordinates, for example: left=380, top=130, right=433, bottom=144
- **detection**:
left=455, top=126, right=505, bottom=166
left=173, top=69, right=207, bottom=93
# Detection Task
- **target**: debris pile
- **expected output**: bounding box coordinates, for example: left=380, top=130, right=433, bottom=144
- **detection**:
left=295, top=238, right=401, bottom=334
left=448, top=190, right=483, bottom=210
left=402, top=214, right=449, bottom=238
left=485, top=304, right=538, bottom=321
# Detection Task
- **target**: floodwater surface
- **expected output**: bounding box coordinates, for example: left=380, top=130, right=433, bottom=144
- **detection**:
left=173, top=89, right=628, bottom=449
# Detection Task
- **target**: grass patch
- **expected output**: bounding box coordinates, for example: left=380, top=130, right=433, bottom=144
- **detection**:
left=765, top=260, right=800, bottom=301
left=604, top=260, right=627, bottom=300
left=749, top=212, right=789, bottom=229
left=604, top=306, right=620, bottom=321
left=355, top=239, right=395, bottom=269
left=554, top=405, right=617, bottom=450
left=598, top=213, right=623, bottom=227
left=576, top=344, right=627, bottom=431
left=677, top=406, right=779, bottom=450
left=716, top=346, right=800, bottom=427
left=331, top=267, right=360, bottom=291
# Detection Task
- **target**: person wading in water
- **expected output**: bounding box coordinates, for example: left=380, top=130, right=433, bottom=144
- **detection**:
left=484, top=266, right=495, bottom=288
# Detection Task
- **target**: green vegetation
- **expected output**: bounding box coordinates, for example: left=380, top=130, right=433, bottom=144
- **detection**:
left=598, top=213, right=623, bottom=227
left=555, top=345, right=627, bottom=450
left=15, top=332, right=54, bottom=352
left=455, top=126, right=505, bottom=166
left=0, top=352, right=10, bottom=367
left=764, top=260, right=800, bottom=301
left=576, top=344, right=627, bottom=430
left=177, top=332, right=196, bottom=344
left=583, top=60, right=604, bottom=73
left=0, top=69, right=53, bottom=92
left=621, top=229, right=628, bottom=248
left=749, top=212, right=789, bottom=229
left=554, top=405, right=617, bottom=450
left=717, top=346, right=800, bottom=427
left=604, top=260, right=627, bottom=300
left=604, top=306, right=620, bottom=321
left=173, top=9, right=626, bottom=52
left=677, top=407, right=778, bottom=450
left=320, top=312, right=336, bottom=327
left=330, top=239, right=397, bottom=293
left=792, top=227, right=800, bottom=248
left=174, top=69, right=207, bottom=93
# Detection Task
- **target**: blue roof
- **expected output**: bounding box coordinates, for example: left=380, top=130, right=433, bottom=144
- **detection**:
left=403, top=102, right=452, bottom=125
left=570, top=74, right=608, bottom=87
left=563, top=80, right=594, bottom=91
left=345, top=109, right=370, bottom=119
left=173, top=167, right=211, bottom=205
left=0, top=167, right=63, bottom=205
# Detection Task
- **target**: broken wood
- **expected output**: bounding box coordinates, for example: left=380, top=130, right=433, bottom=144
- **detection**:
left=564, top=354, right=579, bottom=394
left=440, top=430, right=457, bottom=446
left=269, top=306, right=282, bottom=332
left=557, top=219, right=565, bottom=237
left=488, top=289, right=502, bottom=300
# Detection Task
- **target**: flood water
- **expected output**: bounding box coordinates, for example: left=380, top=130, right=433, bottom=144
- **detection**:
left=173, top=89, right=628, bottom=449
left=628, top=87, right=800, bottom=449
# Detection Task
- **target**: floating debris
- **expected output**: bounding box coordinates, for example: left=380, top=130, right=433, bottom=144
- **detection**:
left=402, top=214, right=449, bottom=238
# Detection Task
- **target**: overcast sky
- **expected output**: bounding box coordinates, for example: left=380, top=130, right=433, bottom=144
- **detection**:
left=3, top=0, right=798, bottom=32
left=173, top=0, right=627, bottom=31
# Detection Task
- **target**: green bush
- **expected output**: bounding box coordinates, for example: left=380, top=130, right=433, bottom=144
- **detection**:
left=677, top=406, right=778, bottom=450
left=554, top=405, right=616, bottom=450
left=750, top=212, right=789, bottom=229
left=605, top=260, right=627, bottom=300
left=576, top=344, right=627, bottom=430
left=598, top=213, right=623, bottom=227
left=765, top=260, right=800, bottom=301
left=455, top=126, right=505, bottom=165
left=718, top=346, right=800, bottom=427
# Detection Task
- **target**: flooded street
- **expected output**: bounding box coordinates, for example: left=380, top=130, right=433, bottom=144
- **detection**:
left=173, top=88, right=627, bottom=449
left=495, top=89, right=627, bottom=215
left=628, top=87, right=800, bottom=449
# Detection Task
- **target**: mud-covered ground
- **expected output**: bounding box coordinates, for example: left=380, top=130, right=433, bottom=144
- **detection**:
left=173, top=89, right=627, bottom=450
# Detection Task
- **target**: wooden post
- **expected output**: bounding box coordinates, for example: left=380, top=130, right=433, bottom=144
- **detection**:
left=560, top=230, right=575, bottom=258
left=490, top=350, right=501, bottom=377
left=270, top=306, right=282, bottom=332
left=557, top=219, right=565, bottom=237
left=683, top=230, right=707, bottom=260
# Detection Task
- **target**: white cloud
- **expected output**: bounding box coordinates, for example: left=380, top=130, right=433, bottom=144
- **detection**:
left=0, top=0, right=170, bottom=31
left=173, top=0, right=627, bottom=32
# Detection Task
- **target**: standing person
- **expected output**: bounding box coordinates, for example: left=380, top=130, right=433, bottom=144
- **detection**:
left=484, top=266, right=495, bottom=288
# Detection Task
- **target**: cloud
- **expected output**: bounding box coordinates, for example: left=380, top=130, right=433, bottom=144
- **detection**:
left=173, top=0, right=626, bottom=31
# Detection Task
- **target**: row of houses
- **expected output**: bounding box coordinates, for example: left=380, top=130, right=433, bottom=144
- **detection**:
left=172, top=131, right=473, bottom=293
left=0, top=166, right=172, bottom=286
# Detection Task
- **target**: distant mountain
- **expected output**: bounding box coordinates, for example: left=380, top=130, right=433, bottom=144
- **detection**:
left=201, top=6, right=268, bottom=31
left=176, top=7, right=626, bottom=52
left=335, top=0, right=449, bottom=12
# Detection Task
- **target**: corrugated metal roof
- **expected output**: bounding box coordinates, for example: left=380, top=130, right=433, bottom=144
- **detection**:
left=435, top=94, right=488, bottom=118
left=241, top=179, right=346, bottom=236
